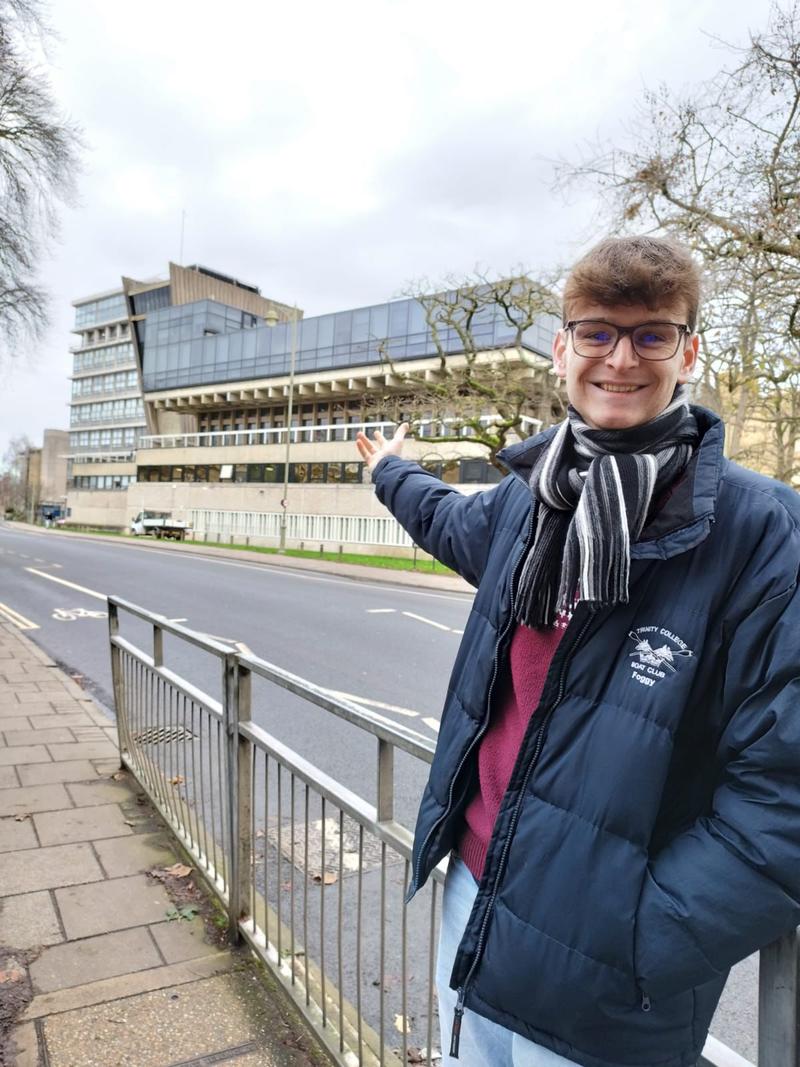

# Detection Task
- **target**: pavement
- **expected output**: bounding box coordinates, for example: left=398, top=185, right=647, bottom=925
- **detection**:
left=0, top=621, right=327, bottom=1067
left=7, top=521, right=474, bottom=595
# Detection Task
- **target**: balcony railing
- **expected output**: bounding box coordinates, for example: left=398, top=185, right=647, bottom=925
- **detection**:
left=139, top=415, right=543, bottom=450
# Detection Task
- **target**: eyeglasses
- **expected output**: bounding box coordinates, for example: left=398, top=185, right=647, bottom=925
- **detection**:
left=565, top=320, right=691, bottom=362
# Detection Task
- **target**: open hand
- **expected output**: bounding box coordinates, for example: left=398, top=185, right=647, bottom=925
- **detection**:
left=355, top=422, right=410, bottom=471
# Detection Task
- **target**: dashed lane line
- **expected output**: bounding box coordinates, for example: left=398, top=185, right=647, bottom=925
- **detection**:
left=366, top=608, right=396, bottom=614
left=422, top=717, right=440, bottom=734
left=0, top=602, right=38, bottom=631
left=322, top=689, right=421, bottom=718
left=25, top=568, right=106, bottom=602
left=402, top=610, right=453, bottom=632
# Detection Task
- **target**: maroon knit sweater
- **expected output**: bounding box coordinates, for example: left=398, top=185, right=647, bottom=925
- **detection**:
left=458, top=614, right=569, bottom=881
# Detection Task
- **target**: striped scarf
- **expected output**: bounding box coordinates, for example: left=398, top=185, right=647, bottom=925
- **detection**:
left=516, top=388, right=699, bottom=629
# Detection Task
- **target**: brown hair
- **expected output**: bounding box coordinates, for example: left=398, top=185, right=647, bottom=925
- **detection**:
left=562, top=236, right=701, bottom=330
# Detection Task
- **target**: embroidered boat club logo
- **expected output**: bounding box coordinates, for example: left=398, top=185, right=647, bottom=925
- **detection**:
left=627, top=627, right=694, bottom=688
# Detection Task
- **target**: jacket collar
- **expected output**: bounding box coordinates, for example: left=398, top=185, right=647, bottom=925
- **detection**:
left=497, top=406, right=726, bottom=561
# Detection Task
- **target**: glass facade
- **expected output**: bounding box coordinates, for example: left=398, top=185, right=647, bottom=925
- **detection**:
left=74, top=293, right=128, bottom=328
left=130, top=286, right=171, bottom=316
left=70, top=473, right=136, bottom=490
left=71, top=370, right=139, bottom=398
left=142, top=298, right=559, bottom=393
left=70, top=427, right=142, bottom=449
left=70, top=398, right=145, bottom=426
left=135, top=457, right=498, bottom=485
left=73, top=342, right=135, bottom=374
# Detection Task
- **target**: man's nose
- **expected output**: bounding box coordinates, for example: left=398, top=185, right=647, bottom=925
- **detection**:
left=605, top=333, right=640, bottom=370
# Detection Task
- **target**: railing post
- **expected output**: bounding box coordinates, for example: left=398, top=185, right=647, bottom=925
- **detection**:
left=226, top=653, right=252, bottom=943
left=377, top=739, right=394, bottom=822
left=759, top=928, right=800, bottom=1066
left=152, top=622, right=163, bottom=668
left=107, top=600, right=126, bottom=769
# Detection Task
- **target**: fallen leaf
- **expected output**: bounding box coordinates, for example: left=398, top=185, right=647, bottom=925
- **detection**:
left=165, top=863, right=193, bottom=878
left=394, top=1013, right=409, bottom=1034
left=312, top=871, right=337, bottom=885
left=13, top=813, right=29, bottom=822
left=178, top=905, right=199, bottom=921
left=169, top=775, right=185, bottom=786
left=111, top=772, right=125, bottom=781
left=407, top=1048, right=424, bottom=1064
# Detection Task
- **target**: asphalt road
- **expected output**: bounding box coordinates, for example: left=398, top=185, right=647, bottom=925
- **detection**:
left=0, top=523, right=758, bottom=1062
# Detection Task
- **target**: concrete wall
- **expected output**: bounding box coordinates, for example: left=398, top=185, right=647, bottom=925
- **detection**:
left=40, top=430, right=69, bottom=502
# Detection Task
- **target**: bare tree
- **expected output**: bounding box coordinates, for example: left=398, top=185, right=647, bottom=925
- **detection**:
left=0, top=433, right=33, bottom=515
left=0, top=0, right=81, bottom=360
left=374, top=274, right=565, bottom=469
left=560, top=2, right=800, bottom=482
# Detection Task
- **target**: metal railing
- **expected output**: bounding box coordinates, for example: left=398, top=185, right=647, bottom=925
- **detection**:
left=107, top=596, right=799, bottom=1067
left=189, top=510, right=414, bottom=548
left=139, top=415, right=543, bottom=451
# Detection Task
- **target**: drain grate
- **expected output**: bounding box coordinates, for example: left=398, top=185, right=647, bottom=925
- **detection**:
left=132, top=725, right=197, bottom=745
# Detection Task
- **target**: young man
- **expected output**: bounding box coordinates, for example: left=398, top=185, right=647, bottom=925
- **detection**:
left=356, top=237, right=800, bottom=1067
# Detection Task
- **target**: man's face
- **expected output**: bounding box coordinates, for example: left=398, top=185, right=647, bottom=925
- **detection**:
left=552, top=302, right=699, bottom=430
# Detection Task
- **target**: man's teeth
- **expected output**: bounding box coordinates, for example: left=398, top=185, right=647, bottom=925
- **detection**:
left=597, top=384, right=641, bottom=393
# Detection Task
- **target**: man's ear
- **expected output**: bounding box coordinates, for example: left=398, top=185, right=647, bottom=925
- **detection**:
left=552, top=329, right=568, bottom=380
left=677, top=333, right=699, bottom=383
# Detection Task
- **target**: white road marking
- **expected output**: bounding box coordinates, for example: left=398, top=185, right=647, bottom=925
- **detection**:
left=25, top=568, right=106, bottom=601
left=199, top=632, right=252, bottom=655
left=422, top=717, right=440, bottom=733
left=34, top=558, right=45, bottom=563
left=452, top=629, right=464, bottom=635
left=52, top=607, right=107, bottom=622
left=402, top=611, right=451, bottom=632
left=0, top=602, right=39, bottom=630
left=366, top=608, right=396, bottom=614
left=322, top=689, right=420, bottom=718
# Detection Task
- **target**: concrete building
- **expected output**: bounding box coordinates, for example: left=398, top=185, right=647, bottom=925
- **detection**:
left=66, top=271, right=560, bottom=552
left=67, top=264, right=294, bottom=528
left=16, top=429, right=69, bottom=523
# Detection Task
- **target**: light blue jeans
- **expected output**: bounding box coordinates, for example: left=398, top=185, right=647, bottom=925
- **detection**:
left=436, top=856, right=580, bottom=1067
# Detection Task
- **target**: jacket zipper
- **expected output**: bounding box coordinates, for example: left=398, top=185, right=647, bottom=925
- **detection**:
left=407, top=504, right=538, bottom=902
left=450, top=609, right=595, bottom=1058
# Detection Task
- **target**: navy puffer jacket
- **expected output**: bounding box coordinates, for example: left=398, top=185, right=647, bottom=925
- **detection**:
left=372, top=409, right=800, bottom=1067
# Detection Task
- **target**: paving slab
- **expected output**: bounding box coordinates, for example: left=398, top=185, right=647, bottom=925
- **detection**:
left=34, top=802, right=133, bottom=846
left=22, top=952, right=233, bottom=1021
left=55, top=873, right=172, bottom=939
left=149, top=917, right=212, bottom=963
left=0, top=889, right=63, bottom=949
left=0, top=841, right=103, bottom=895
left=2, top=727, right=76, bottom=746
left=0, top=745, right=51, bottom=766
left=70, top=727, right=109, bottom=743
left=30, top=711, right=95, bottom=728
left=47, top=740, right=118, bottom=761
left=65, top=777, right=136, bottom=807
left=0, top=814, right=38, bottom=852
left=92, top=831, right=176, bottom=877
left=7, top=1020, right=38, bottom=1067
left=41, top=972, right=308, bottom=1067
left=17, top=759, right=99, bottom=786
left=17, top=689, right=65, bottom=703
left=0, top=782, right=70, bottom=818
left=0, top=700, right=39, bottom=717
left=0, top=764, right=18, bottom=788
left=0, top=716, right=33, bottom=733
left=30, top=927, right=162, bottom=993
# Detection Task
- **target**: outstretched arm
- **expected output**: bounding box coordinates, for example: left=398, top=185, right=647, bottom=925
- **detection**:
left=356, top=422, right=511, bottom=588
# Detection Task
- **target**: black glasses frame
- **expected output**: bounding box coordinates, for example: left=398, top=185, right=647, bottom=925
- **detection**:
left=564, top=319, right=691, bottom=362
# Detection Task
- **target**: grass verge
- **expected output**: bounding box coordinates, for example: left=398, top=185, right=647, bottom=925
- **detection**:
left=55, top=526, right=457, bottom=576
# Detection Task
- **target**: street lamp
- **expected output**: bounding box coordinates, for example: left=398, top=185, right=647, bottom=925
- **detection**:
left=265, top=304, right=299, bottom=553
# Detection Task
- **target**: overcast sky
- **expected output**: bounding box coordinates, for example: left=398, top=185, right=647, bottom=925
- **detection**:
left=0, top=0, right=774, bottom=460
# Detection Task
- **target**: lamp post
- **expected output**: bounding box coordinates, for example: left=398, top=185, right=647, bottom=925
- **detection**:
left=265, top=305, right=299, bottom=553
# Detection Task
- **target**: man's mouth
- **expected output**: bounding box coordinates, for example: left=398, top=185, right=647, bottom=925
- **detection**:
left=592, top=383, right=645, bottom=393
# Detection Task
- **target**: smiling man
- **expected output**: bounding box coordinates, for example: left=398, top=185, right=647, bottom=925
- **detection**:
left=356, top=237, right=800, bottom=1067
